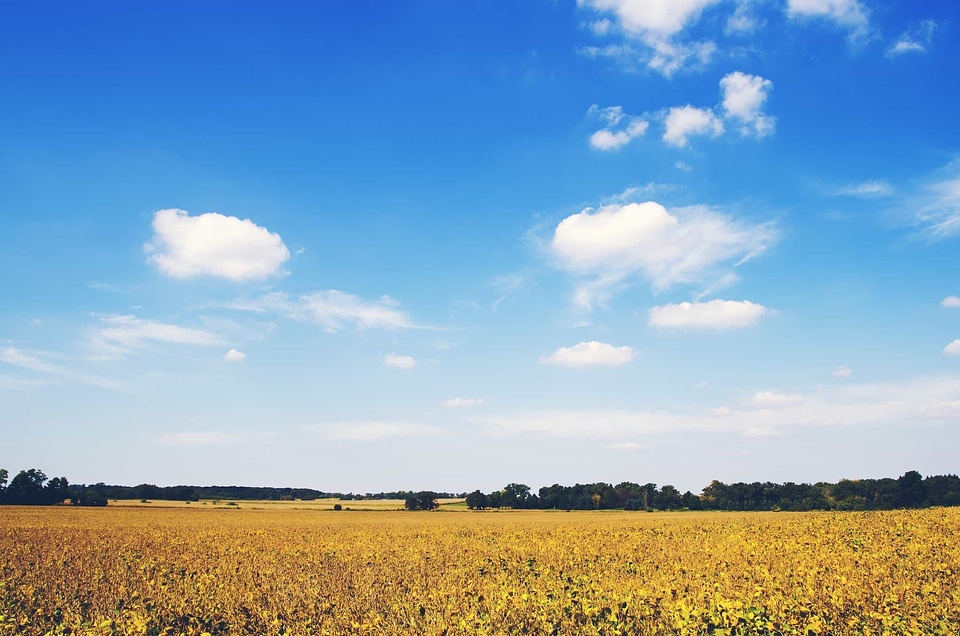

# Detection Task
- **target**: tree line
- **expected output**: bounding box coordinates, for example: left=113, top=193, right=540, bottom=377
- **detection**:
left=0, top=468, right=99, bottom=506
left=460, top=471, right=960, bottom=512
left=3, top=467, right=958, bottom=512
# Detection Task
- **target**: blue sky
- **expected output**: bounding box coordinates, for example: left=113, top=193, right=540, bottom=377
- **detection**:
left=2, top=0, right=960, bottom=493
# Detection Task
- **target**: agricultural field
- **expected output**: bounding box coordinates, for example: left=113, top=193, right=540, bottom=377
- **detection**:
left=2, top=507, right=959, bottom=635
left=105, top=499, right=466, bottom=512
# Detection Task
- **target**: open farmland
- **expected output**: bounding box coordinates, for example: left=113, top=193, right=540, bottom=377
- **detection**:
left=105, top=499, right=466, bottom=512
left=2, top=507, right=959, bottom=635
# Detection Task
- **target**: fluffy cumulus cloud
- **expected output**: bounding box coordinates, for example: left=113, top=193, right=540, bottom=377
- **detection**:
left=89, top=315, right=228, bottom=359
left=887, top=20, right=937, bottom=58
left=383, top=354, right=417, bottom=369
left=943, top=297, right=960, bottom=309
left=832, top=365, right=853, bottom=378
left=145, top=209, right=290, bottom=282
left=471, top=375, right=960, bottom=439
left=648, top=299, right=772, bottom=329
left=588, top=105, right=649, bottom=151
left=539, top=341, right=637, bottom=368
left=661, top=72, right=774, bottom=148
left=551, top=201, right=776, bottom=307
left=720, top=71, right=775, bottom=137
left=578, top=0, right=722, bottom=75
left=223, top=348, right=246, bottom=363
left=312, top=422, right=434, bottom=442
left=785, top=0, right=869, bottom=40
left=224, top=290, right=417, bottom=332
left=945, top=341, right=960, bottom=356
left=441, top=397, right=484, bottom=408
left=663, top=106, right=724, bottom=147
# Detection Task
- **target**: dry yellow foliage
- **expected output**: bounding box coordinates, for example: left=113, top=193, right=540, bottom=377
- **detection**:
left=2, top=506, right=958, bottom=635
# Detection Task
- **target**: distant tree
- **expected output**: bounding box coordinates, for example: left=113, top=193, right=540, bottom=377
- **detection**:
left=465, top=490, right=489, bottom=510
left=405, top=491, right=439, bottom=511
left=501, top=483, right=531, bottom=509
left=45, top=477, right=70, bottom=504
left=897, top=471, right=926, bottom=508
left=657, top=485, right=683, bottom=510
left=623, top=498, right=644, bottom=511
left=0, top=468, right=7, bottom=504
left=6, top=469, right=48, bottom=505
left=681, top=491, right=701, bottom=510
left=487, top=490, right=502, bottom=509
left=923, top=474, right=960, bottom=506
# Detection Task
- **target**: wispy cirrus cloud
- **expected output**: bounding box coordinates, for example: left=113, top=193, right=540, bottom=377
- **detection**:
left=834, top=180, right=894, bottom=198
left=308, top=421, right=436, bottom=442
left=471, top=375, right=960, bottom=439
left=88, top=315, right=228, bottom=360
left=157, top=431, right=277, bottom=447
left=383, top=354, right=418, bottom=370
left=913, top=162, right=960, bottom=239
left=441, top=397, right=484, bottom=408
left=886, top=20, right=937, bottom=58
left=224, top=290, right=424, bottom=332
left=0, top=346, right=128, bottom=392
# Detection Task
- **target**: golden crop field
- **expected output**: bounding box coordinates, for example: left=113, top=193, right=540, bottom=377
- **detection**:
left=2, top=507, right=959, bottom=636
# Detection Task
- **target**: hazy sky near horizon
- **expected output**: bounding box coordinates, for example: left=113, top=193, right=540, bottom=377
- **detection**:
left=3, top=0, right=960, bottom=493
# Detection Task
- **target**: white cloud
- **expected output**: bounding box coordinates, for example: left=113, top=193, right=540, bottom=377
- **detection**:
left=835, top=180, right=894, bottom=198
left=442, top=397, right=484, bottom=408
left=914, top=162, right=960, bottom=239
left=675, top=161, right=693, bottom=171
left=648, top=299, right=773, bottom=329
left=725, top=2, right=761, bottom=34
left=578, top=0, right=722, bottom=76
left=471, top=375, right=960, bottom=439
left=942, top=296, right=960, bottom=309
left=224, top=290, right=418, bottom=332
left=744, top=391, right=803, bottom=407
left=0, top=375, right=54, bottom=391
left=539, top=341, right=637, bottom=368
left=145, top=209, right=290, bottom=282
left=663, top=106, right=724, bottom=147
left=588, top=105, right=648, bottom=151
left=223, top=349, right=246, bottom=363
left=785, top=0, right=869, bottom=40
left=90, top=315, right=228, bottom=359
left=720, top=71, right=775, bottom=138
left=550, top=201, right=776, bottom=306
left=945, top=340, right=960, bottom=356
left=157, top=431, right=271, bottom=447
left=832, top=365, right=853, bottom=378
left=0, top=346, right=127, bottom=391
left=491, top=273, right=525, bottom=310
left=313, top=422, right=434, bottom=442
left=608, top=442, right=645, bottom=450
left=887, top=20, right=938, bottom=58
left=383, top=354, right=418, bottom=369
